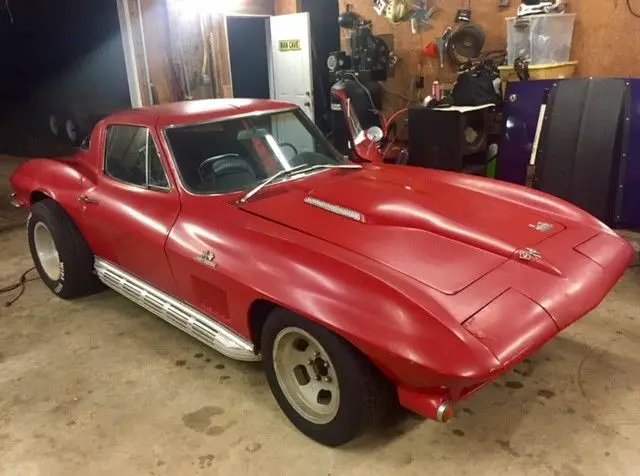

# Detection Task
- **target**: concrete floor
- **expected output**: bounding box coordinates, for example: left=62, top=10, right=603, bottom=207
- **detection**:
left=1, top=152, right=640, bottom=475
left=1, top=229, right=639, bottom=475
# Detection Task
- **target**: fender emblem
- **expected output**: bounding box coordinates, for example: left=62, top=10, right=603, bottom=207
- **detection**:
left=517, top=247, right=542, bottom=261
left=195, top=250, right=216, bottom=267
left=529, top=221, right=553, bottom=232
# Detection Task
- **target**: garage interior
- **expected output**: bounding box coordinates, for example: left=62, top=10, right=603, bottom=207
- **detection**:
left=1, top=0, right=640, bottom=474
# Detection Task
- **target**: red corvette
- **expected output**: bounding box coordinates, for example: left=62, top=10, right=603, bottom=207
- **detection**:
left=9, top=99, right=635, bottom=446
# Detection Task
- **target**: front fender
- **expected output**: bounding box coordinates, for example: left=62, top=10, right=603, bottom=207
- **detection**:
left=445, top=170, right=612, bottom=232
left=242, top=223, right=499, bottom=387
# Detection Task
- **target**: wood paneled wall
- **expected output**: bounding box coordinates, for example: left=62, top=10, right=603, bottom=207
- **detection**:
left=274, top=0, right=298, bottom=15
left=274, top=0, right=640, bottom=115
left=234, top=0, right=275, bottom=15
left=126, top=0, right=274, bottom=106
left=139, top=0, right=177, bottom=104
left=124, top=0, right=153, bottom=106
left=127, top=0, right=640, bottom=111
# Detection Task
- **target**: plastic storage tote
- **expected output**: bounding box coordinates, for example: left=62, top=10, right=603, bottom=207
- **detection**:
left=506, top=13, right=576, bottom=65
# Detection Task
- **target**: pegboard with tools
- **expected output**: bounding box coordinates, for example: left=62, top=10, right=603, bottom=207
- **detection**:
left=336, top=0, right=513, bottom=115
left=326, top=0, right=640, bottom=117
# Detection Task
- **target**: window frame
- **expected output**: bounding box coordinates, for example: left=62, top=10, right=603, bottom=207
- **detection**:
left=102, top=124, right=172, bottom=192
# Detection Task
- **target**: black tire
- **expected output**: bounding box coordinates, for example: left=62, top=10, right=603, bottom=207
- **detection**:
left=27, top=199, right=101, bottom=299
left=261, top=308, right=396, bottom=446
left=63, top=116, right=78, bottom=146
left=48, top=112, right=61, bottom=138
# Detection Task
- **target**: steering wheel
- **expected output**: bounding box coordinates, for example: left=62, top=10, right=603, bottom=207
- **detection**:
left=198, top=153, right=241, bottom=180
left=278, top=142, right=298, bottom=157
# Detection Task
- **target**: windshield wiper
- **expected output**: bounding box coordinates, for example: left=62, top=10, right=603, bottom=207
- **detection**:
left=238, top=163, right=362, bottom=204
left=238, top=163, right=309, bottom=203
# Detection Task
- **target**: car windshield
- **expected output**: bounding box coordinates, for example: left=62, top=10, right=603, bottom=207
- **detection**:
left=165, top=108, right=347, bottom=194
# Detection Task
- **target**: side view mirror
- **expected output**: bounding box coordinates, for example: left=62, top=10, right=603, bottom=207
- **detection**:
left=365, top=126, right=384, bottom=143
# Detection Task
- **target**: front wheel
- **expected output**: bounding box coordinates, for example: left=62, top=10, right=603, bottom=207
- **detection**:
left=261, top=308, right=396, bottom=446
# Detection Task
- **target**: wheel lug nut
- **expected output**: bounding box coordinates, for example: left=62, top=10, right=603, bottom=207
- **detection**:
left=323, top=376, right=331, bottom=383
left=313, top=352, right=320, bottom=358
left=307, top=359, right=313, bottom=365
left=324, top=362, right=329, bottom=369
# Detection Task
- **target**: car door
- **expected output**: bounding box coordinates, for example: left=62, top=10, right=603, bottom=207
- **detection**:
left=79, top=123, right=180, bottom=296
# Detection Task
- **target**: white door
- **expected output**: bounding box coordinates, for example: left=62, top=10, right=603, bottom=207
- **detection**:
left=269, top=13, right=314, bottom=122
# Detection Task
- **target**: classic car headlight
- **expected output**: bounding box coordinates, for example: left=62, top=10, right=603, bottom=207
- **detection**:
left=462, top=289, right=558, bottom=365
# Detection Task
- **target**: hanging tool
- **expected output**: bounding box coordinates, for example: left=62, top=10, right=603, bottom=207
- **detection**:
left=411, top=3, right=438, bottom=33
left=517, top=0, right=566, bottom=16
left=455, top=0, right=472, bottom=22
left=446, top=22, right=486, bottom=66
left=438, top=27, right=453, bottom=68
left=422, top=41, right=439, bottom=58
left=373, top=0, right=389, bottom=15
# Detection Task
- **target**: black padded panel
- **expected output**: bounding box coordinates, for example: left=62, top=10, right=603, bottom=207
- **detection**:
left=533, top=78, right=630, bottom=225
left=532, top=80, right=588, bottom=199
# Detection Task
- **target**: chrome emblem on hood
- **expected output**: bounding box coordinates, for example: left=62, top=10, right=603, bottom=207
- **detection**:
left=529, top=221, right=553, bottom=232
left=517, top=247, right=542, bottom=261
left=304, top=196, right=366, bottom=223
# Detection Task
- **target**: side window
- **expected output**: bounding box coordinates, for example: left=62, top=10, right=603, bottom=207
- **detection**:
left=80, top=135, right=91, bottom=150
left=104, top=125, right=169, bottom=189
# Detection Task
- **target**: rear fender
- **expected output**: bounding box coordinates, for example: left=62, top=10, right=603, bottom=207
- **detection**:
left=10, top=158, right=85, bottom=222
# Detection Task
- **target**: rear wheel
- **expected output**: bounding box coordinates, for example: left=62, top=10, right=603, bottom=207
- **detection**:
left=28, top=199, right=101, bottom=299
left=262, top=308, right=396, bottom=446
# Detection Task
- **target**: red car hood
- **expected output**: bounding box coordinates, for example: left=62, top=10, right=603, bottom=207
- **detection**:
left=239, top=167, right=569, bottom=295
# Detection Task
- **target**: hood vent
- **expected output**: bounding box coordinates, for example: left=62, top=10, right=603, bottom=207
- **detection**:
left=304, top=196, right=366, bottom=223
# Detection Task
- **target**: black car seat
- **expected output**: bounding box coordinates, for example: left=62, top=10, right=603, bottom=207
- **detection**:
left=209, top=156, right=257, bottom=192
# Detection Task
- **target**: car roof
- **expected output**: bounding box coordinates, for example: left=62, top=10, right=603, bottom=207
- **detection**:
left=107, top=98, right=298, bottom=128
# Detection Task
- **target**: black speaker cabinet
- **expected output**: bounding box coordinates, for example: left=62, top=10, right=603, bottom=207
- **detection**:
left=533, top=78, right=630, bottom=225
left=407, top=106, right=490, bottom=175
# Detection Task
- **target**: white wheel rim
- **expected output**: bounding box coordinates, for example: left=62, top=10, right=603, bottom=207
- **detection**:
left=34, top=222, right=61, bottom=281
left=49, top=115, right=59, bottom=136
left=66, top=119, right=77, bottom=142
left=273, top=327, right=340, bottom=425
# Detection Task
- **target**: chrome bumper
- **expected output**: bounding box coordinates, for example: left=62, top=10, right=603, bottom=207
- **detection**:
left=8, top=192, right=20, bottom=208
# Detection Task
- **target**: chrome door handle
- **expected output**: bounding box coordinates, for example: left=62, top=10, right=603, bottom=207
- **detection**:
left=78, top=194, right=99, bottom=204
